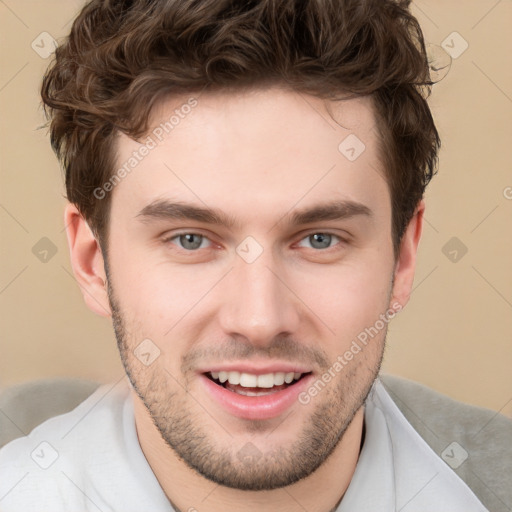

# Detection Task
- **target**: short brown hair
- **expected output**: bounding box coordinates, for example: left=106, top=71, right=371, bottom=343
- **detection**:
left=42, top=0, right=440, bottom=257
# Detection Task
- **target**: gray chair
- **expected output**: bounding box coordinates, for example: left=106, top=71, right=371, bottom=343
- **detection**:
left=0, top=374, right=510, bottom=511
left=0, top=377, right=100, bottom=448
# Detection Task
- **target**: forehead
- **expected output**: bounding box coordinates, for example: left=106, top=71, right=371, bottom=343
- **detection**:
left=144, top=86, right=379, bottom=160
left=111, top=87, right=388, bottom=224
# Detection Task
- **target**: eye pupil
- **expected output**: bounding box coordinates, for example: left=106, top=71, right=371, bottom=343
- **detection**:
left=310, top=233, right=331, bottom=249
left=180, top=233, right=203, bottom=250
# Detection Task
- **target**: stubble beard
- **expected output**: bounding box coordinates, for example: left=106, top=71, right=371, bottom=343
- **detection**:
left=106, top=270, right=384, bottom=491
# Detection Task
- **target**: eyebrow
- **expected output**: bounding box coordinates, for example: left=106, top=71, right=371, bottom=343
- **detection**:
left=288, top=200, right=372, bottom=226
left=136, top=200, right=241, bottom=229
left=135, top=198, right=372, bottom=230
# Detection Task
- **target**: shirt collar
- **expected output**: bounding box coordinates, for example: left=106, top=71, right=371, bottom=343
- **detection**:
left=335, top=378, right=487, bottom=512
left=336, top=380, right=396, bottom=511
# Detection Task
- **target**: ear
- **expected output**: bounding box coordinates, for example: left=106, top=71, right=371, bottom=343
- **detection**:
left=389, top=199, right=425, bottom=310
left=64, top=203, right=111, bottom=318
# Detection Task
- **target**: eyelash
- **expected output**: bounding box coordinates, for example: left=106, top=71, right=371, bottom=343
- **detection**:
left=162, top=231, right=348, bottom=253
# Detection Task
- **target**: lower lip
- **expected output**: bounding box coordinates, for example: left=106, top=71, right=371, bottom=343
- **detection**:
left=198, top=373, right=314, bottom=420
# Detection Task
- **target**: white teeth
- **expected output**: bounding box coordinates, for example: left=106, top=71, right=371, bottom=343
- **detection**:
left=227, top=371, right=240, bottom=385
left=284, top=372, right=295, bottom=384
left=239, top=373, right=258, bottom=387
left=209, top=370, right=305, bottom=388
left=257, top=374, right=275, bottom=388
left=273, top=372, right=285, bottom=386
left=232, top=388, right=277, bottom=396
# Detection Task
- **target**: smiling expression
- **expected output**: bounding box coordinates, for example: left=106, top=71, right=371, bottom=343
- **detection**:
left=99, top=86, right=407, bottom=490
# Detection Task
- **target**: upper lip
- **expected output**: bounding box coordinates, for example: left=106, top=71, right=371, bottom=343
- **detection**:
left=198, top=362, right=313, bottom=376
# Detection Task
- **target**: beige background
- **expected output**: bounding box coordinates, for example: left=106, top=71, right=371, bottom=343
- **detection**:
left=0, top=0, right=511, bottom=415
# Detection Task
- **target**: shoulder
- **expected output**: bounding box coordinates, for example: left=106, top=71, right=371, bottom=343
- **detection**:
left=0, top=380, right=131, bottom=511
left=379, top=374, right=512, bottom=511
left=0, top=377, right=101, bottom=449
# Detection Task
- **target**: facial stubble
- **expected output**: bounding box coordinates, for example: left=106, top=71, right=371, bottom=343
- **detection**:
left=105, top=264, right=385, bottom=491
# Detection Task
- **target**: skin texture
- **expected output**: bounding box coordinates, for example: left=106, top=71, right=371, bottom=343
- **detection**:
left=65, top=87, right=424, bottom=512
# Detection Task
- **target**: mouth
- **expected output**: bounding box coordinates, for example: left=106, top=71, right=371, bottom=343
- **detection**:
left=199, top=368, right=314, bottom=420
left=204, top=370, right=312, bottom=396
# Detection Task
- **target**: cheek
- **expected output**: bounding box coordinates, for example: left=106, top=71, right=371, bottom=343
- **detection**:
left=292, top=255, right=393, bottom=341
left=111, top=255, right=220, bottom=339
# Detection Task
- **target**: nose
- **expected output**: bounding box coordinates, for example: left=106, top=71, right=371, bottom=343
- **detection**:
left=217, top=249, right=301, bottom=347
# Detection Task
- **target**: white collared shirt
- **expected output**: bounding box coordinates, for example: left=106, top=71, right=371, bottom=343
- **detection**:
left=337, top=379, right=487, bottom=511
left=0, top=378, right=487, bottom=511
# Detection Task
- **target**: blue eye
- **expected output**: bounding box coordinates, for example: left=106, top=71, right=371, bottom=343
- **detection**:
left=164, top=232, right=344, bottom=253
left=168, top=233, right=211, bottom=251
left=298, top=233, right=341, bottom=250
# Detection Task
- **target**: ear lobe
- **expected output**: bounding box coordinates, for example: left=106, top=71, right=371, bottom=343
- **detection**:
left=64, top=203, right=111, bottom=318
left=389, top=200, right=425, bottom=311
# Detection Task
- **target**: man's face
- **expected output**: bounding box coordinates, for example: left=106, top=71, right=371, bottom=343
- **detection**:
left=105, top=87, right=399, bottom=490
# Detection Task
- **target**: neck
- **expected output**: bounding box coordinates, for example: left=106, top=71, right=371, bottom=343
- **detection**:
left=132, top=391, right=364, bottom=512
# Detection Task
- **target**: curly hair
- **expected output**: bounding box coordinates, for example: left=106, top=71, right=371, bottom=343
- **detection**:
left=41, top=0, right=440, bottom=257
